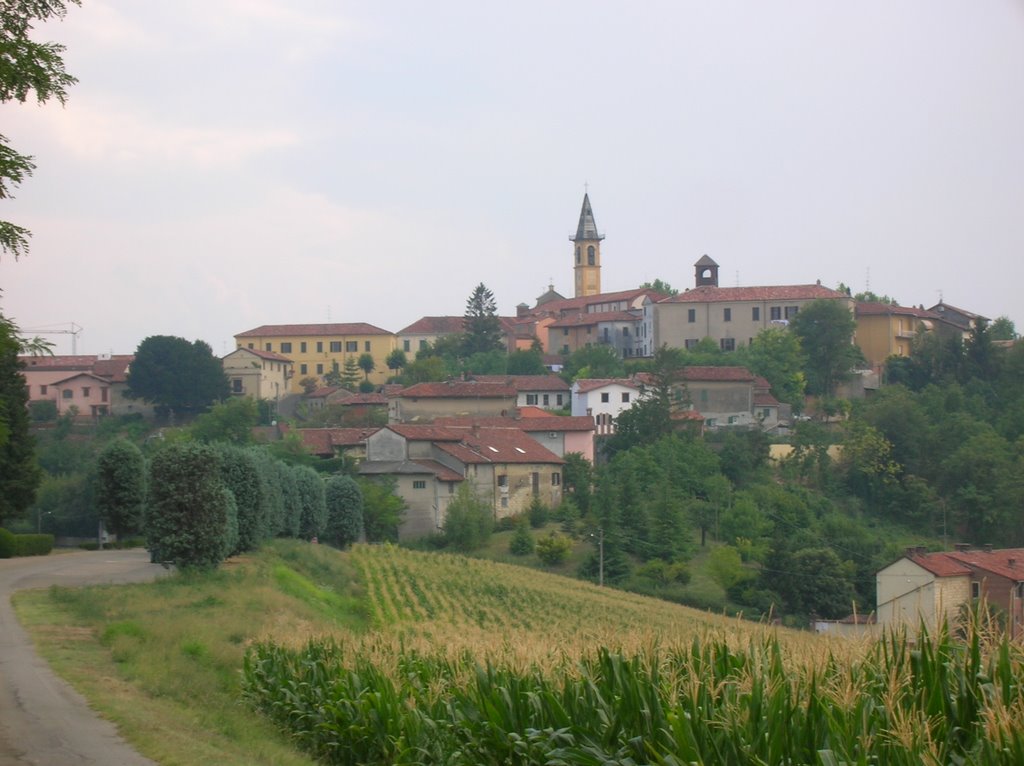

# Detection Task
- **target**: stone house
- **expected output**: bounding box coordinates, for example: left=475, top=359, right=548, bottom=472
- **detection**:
left=469, top=374, right=571, bottom=411
left=388, top=380, right=517, bottom=423
left=221, top=347, right=293, bottom=405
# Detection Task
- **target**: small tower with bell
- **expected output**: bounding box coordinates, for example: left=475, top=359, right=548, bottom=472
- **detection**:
left=571, top=193, right=603, bottom=297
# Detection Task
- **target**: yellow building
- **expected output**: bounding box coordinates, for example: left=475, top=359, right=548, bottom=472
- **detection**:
left=854, top=302, right=938, bottom=370
left=234, top=323, right=395, bottom=392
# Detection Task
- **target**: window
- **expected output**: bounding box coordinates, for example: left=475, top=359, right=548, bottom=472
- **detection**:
left=700, top=389, right=708, bottom=403
left=412, top=480, right=426, bottom=490
left=62, top=389, right=73, bottom=399
left=280, top=342, right=292, bottom=353
left=101, top=387, right=108, bottom=402
left=720, top=338, right=736, bottom=351
left=556, top=394, right=563, bottom=406
left=330, top=341, right=342, bottom=353
left=40, top=385, right=47, bottom=395
left=563, top=328, right=569, bottom=336
left=575, top=246, right=581, bottom=264
left=972, top=581, right=981, bottom=599
left=265, top=343, right=272, bottom=351
left=602, top=328, right=609, bottom=342
left=300, top=363, right=308, bottom=375
left=231, top=379, right=243, bottom=393
left=600, top=392, right=610, bottom=403
left=346, top=341, right=358, bottom=352
left=621, top=392, right=630, bottom=403
left=561, top=345, right=570, bottom=354
left=501, top=497, right=509, bottom=508
left=688, top=309, right=696, bottom=323
left=403, top=340, right=410, bottom=352
left=728, top=416, right=738, bottom=424
left=586, top=326, right=592, bottom=335
left=762, top=408, right=772, bottom=418
left=526, top=394, right=538, bottom=405
left=552, top=473, right=561, bottom=486
left=419, top=339, right=428, bottom=350
left=364, top=341, right=371, bottom=352
left=82, top=387, right=90, bottom=397
left=770, top=307, right=782, bottom=321
left=316, top=341, right=323, bottom=352
left=723, top=308, right=732, bottom=322
left=542, top=394, right=550, bottom=406
left=752, top=307, right=760, bottom=321
left=316, top=363, right=324, bottom=374
left=705, top=418, right=717, bottom=428
left=685, top=339, right=699, bottom=350
left=785, top=306, right=799, bottom=319
left=497, top=474, right=508, bottom=487
left=247, top=343, right=254, bottom=349
left=300, top=342, right=307, bottom=353
left=587, top=245, right=595, bottom=265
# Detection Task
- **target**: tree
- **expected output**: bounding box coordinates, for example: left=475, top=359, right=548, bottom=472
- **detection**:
left=359, top=477, right=406, bottom=542
left=561, top=344, right=624, bottom=382
left=126, top=336, right=229, bottom=418
left=216, top=445, right=271, bottom=554
left=509, top=520, right=534, bottom=555
left=325, top=474, right=363, bottom=548
left=639, top=278, right=678, bottom=296
left=506, top=347, right=546, bottom=375
left=738, top=327, right=806, bottom=407
left=789, top=300, right=862, bottom=397
left=1, top=1, right=80, bottom=259
left=340, top=357, right=362, bottom=390
left=462, top=283, right=503, bottom=355
left=357, top=352, right=375, bottom=381
left=0, top=315, right=41, bottom=524
left=442, top=483, right=494, bottom=551
left=94, top=439, right=146, bottom=541
left=145, top=443, right=233, bottom=569
left=385, top=349, right=407, bottom=376
left=294, top=466, right=327, bottom=541
left=990, top=316, right=1017, bottom=341
left=299, top=376, right=319, bottom=394
left=190, top=397, right=258, bottom=444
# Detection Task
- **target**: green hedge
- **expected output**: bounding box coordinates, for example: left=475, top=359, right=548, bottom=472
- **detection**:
left=0, top=530, right=53, bottom=558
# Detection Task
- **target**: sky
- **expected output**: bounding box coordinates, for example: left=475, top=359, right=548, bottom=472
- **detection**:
left=2, top=1, right=1023, bottom=356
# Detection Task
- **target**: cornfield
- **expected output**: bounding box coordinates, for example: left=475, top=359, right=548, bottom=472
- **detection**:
left=242, top=544, right=1024, bottom=765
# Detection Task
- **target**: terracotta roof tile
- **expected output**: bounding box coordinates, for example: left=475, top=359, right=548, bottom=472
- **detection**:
left=469, top=375, right=570, bottom=391
left=385, top=424, right=468, bottom=441
left=944, top=548, right=1024, bottom=582
left=534, top=288, right=656, bottom=316
left=399, top=381, right=517, bottom=398
left=435, top=415, right=595, bottom=432
left=434, top=427, right=564, bottom=465
left=548, top=311, right=641, bottom=328
left=681, top=366, right=756, bottom=382
left=908, top=552, right=974, bottom=578
left=660, top=284, right=847, bottom=303
left=573, top=378, right=641, bottom=394
left=397, top=316, right=467, bottom=335
left=235, top=323, right=392, bottom=337
left=228, top=348, right=293, bottom=363
left=856, top=302, right=940, bottom=319
left=411, top=459, right=465, bottom=482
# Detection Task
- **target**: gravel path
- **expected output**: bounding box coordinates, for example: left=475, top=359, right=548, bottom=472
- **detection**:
left=0, top=549, right=168, bottom=765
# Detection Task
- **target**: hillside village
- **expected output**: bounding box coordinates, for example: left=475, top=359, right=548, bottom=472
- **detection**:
left=13, top=193, right=1024, bottom=635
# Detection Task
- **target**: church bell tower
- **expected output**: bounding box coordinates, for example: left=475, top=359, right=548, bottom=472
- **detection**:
left=571, top=193, right=603, bottom=298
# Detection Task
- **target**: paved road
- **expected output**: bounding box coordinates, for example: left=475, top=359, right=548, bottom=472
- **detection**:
left=0, top=550, right=169, bottom=765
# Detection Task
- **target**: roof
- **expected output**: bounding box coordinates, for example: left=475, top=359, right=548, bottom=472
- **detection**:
left=435, top=415, right=595, bottom=432
left=905, top=552, right=974, bottom=578
left=659, top=284, right=847, bottom=304
left=534, top=288, right=655, bottom=317
left=383, top=424, right=468, bottom=442
left=235, top=323, right=392, bottom=338
left=680, top=366, right=756, bottom=383
left=753, top=392, right=780, bottom=407
left=307, top=386, right=349, bottom=399
left=573, top=377, right=641, bottom=394
left=944, top=548, right=1024, bottom=581
left=411, top=459, right=465, bottom=482
left=294, top=427, right=379, bottom=455
left=571, top=193, right=603, bottom=242
left=340, top=393, right=387, bottom=405
left=855, top=302, right=939, bottom=320
left=694, top=254, right=719, bottom=267
left=19, top=354, right=134, bottom=383
left=398, top=316, right=467, bottom=335
left=548, top=310, right=641, bottom=328
left=469, top=374, right=570, bottom=392
left=535, top=284, right=566, bottom=306
left=48, top=372, right=112, bottom=387
left=225, top=347, right=293, bottom=363
left=398, top=380, right=517, bottom=399
left=434, top=427, right=564, bottom=466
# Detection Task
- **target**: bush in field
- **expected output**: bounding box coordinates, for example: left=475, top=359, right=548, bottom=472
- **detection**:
left=442, top=483, right=494, bottom=552
left=509, top=520, right=534, bottom=556
left=527, top=496, right=549, bottom=529
left=535, top=531, right=572, bottom=566
left=358, top=477, right=406, bottom=543
left=294, top=466, right=327, bottom=541
left=216, top=446, right=271, bottom=554
left=325, top=475, right=363, bottom=548
left=251, top=450, right=285, bottom=535
left=94, top=439, right=146, bottom=542
left=144, top=443, right=232, bottom=570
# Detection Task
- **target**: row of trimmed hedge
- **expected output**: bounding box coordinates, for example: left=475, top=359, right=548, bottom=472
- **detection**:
left=0, top=529, right=55, bottom=558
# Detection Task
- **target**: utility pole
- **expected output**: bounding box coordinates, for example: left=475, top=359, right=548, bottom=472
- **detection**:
left=596, top=527, right=604, bottom=587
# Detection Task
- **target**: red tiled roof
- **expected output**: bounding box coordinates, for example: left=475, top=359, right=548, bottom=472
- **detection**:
left=340, top=393, right=387, bottom=405
left=573, top=378, right=641, bottom=394
left=681, top=366, right=756, bottom=382
left=435, top=415, right=595, bottom=432
left=398, top=381, right=516, bottom=399
left=470, top=375, right=570, bottom=392
left=20, top=354, right=134, bottom=383
left=548, top=311, right=641, bottom=328
left=411, top=459, right=465, bottom=482
left=516, top=406, right=552, bottom=418
left=48, top=372, right=112, bottom=386
left=398, top=316, right=467, bottom=335
left=660, top=284, right=847, bottom=304
left=295, top=427, right=379, bottom=455
left=384, top=424, right=468, bottom=442
left=229, top=347, right=293, bottom=363
left=856, top=302, right=939, bottom=319
left=907, top=552, right=973, bottom=578
left=944, top=548, right=1024, bottom=582
left=235, top=323, right=392, bottom=337
left=307, top=386, right=349, bottom=399
left=534, top=288, right=656, bottom=316
left=753, top=392, right=780, bottom=407
left=434, top=427, right=564, bottom=465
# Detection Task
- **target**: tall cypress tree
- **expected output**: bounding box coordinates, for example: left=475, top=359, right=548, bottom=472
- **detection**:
left=0, top=316, right=41, bottom=525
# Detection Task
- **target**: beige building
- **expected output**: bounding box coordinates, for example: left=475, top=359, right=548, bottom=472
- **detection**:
left=19, top=354, right=155, bottom=419
left=854, top=302, right=940, bottom=370
left=388, top=380, right=517, bottom=423
left=222, top=347, right=293, bottom=405
left=643, top=256, right=854, bottom=355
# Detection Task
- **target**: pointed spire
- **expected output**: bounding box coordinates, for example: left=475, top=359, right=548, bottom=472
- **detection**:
left=571, top=193, right=604, bottom=242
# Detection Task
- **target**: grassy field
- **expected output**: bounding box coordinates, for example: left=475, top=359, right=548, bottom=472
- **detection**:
left=16, top=541, right=1024, bottom=765
left=14, top=541, right=795, bottom=764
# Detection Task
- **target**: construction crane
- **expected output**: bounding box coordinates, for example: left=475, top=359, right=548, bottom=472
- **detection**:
left=21, top=322, right=83, bottom=354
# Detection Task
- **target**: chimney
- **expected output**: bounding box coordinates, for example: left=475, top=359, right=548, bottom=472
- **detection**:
left=954, top=543, right=970, bottom=552
left=984, top=544, right=993, bottom=553
left=1009, top=558, right=1016, bottom=569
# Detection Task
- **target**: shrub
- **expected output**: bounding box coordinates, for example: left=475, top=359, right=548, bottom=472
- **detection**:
left=144, top=443, right=232, bottom=570
left=535, top=532, right=572, bottom=566
left=28, top=399, right=57, bottom=422
left=527, top=496, right=549, bottom=529
left=0, top=528, right=15, bottom=558
left=294, top=465, right=327, bottom=541
left=508, top=521, right=534, bottom=556
left=442, top=484, right=494, bottom=552
left=14, top=534, right=54, bottom=556
left=325, top=475, right=363, bottom=548
left=95, top=439, right=147, bottom=542
left=217, top=446, right=271, bottom=554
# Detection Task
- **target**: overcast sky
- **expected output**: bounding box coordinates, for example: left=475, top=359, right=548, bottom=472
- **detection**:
left=2, top=1, right=1022, bottom=356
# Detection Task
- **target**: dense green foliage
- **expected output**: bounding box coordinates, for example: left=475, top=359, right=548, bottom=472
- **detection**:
left=126, top=335, right=229, bottom=417
left=324, top=474, right=363, bottom=547
left=216, top=445, right=272, bottom=554
left=441, top=483, right=493, bottom=552
left=294, top=465, right=327, bottom=541
left=789, top=299, right=862, bottom=396
left=94, top=439, right=146, bottom=541
left=145, top=443, right=233, bottom=570
left=0, top=315, right=41, bottom=524
left=244, top=623, right=1024, bottom=766
left=358, top=477, right=406, bottom=543
left=461, top=283, right=503, bottom=356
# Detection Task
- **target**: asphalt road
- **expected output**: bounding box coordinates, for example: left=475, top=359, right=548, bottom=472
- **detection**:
left=0, top=549, right=169, bottom=765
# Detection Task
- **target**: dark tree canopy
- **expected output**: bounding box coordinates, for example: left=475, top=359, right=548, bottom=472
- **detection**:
left=94, top=438, right=146, bottom=540
left=462, top=283, right=503, bottom=356
left=126, top=335, right=229, bottom=417
left=1, top=1, right=80, bottom=259
left=789, top=300, right=861, bottom=397
left=0, top=315, right=41, bottom=524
